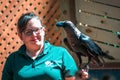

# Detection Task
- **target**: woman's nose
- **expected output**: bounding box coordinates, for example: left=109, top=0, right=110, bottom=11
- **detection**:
left=32, top=31, right=37, bottom=36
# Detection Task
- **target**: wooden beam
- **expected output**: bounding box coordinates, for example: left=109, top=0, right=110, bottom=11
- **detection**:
left=69, top=0, right=77, bottom=25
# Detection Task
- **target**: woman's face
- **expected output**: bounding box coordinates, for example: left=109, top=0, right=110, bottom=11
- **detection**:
left=19, top=18, right=45, bottom=50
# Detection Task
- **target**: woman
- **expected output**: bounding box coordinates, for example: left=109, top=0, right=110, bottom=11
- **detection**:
left=2, top=12, right=88, bottom=80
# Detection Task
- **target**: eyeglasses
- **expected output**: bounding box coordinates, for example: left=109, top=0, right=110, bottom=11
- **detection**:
left=23, top=27, right=43, bottom=36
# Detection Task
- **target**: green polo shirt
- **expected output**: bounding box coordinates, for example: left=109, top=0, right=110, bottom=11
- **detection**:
left=2, top=41, right=78, bottom=80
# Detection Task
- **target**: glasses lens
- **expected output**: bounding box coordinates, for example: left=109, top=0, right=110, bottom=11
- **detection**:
left=23, top=27, right=43, bottom=36
left=24, top=30, right=34, bottom=36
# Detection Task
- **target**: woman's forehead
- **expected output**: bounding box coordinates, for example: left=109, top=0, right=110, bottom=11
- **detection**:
left=26, top=18, right=42, bottom=28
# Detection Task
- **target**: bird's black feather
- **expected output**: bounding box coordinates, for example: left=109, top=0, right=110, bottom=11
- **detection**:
left=56, top=20, right=115, bottom=68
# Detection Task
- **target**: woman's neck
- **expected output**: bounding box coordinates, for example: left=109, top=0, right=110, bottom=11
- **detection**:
left=26, top=45, right=44, bottom=59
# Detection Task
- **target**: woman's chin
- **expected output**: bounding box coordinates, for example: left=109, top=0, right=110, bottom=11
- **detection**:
left=29, top=40, right=44, bottom=48
left=34, top=41, right=43, bottom=46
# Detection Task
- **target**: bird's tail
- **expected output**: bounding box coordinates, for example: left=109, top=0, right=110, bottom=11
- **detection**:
left=102, top=52, right=115, bottom=60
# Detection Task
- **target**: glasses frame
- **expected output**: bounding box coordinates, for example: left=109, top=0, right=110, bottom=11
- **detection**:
left=23, top=27, right=43, bottom=36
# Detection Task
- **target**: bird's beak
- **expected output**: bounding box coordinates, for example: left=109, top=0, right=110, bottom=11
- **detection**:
left=56, top=21, right=65, bottom=27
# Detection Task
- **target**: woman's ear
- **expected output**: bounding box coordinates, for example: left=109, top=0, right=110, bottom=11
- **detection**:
left=42, top=27, right=48, bottom=35
left=17, top=28, right=23, bottom=40
left=42, top=27, right=46, bottom=31
left=18, top=32, right=23, bottom=40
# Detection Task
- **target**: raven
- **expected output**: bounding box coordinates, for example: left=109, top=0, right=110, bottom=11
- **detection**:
left=56, top=20, right=115, bottom=68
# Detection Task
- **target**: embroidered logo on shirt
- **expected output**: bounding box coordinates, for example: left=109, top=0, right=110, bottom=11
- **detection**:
left=45, top=61, right=53, bottom=67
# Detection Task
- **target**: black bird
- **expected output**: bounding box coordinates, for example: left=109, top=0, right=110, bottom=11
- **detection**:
left=56, top=20, right=115, bottom=68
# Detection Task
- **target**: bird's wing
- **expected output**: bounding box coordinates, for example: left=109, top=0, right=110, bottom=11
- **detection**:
left=79, top=33, right=103, bottom=55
